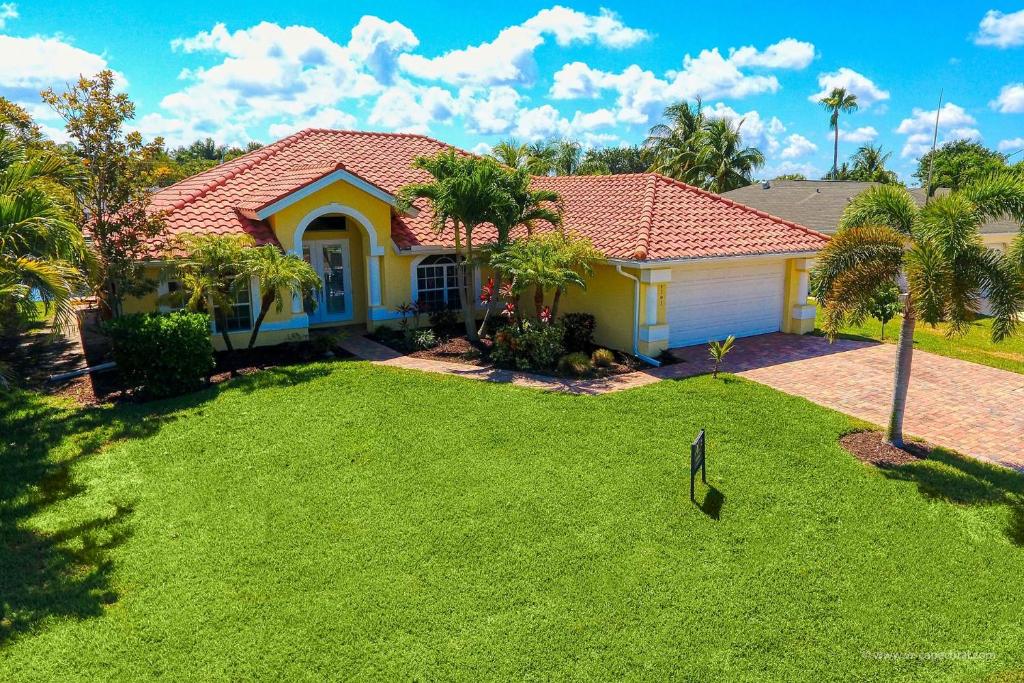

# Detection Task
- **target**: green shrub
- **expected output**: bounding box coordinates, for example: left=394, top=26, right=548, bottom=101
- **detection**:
left=561, top=312, right=596, bottom=352
left=491, top=320, right=565, bottom=371
left=558, top=352, right=593, bottom=376
left=428, top=308, right=459, bottom=336
left=104, top=311, right=214, bottom=398
left=591, top=348, right=615, bottom=368
left=411, top=328, right=439, bottom=350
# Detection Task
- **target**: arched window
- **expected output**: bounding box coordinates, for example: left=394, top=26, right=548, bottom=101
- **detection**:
left=415, top=255, right=463, bottom=311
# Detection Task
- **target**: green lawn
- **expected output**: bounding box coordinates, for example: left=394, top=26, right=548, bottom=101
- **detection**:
left=3, top=362, right=1024, bottom=680
left=816, top=305, right=1024, bottom=374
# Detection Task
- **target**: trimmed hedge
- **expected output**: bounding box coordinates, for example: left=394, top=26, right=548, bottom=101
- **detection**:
left=104, top=311, right=215, bottom=398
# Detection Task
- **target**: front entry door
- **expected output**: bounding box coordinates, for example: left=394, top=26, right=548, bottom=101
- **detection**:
left=302, top=239, right=353, bottom=324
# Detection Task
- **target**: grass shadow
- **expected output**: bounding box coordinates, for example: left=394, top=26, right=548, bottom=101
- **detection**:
left=882, top=446, right=1024, bottom=546
left=696, top=486, right=725, bottom=520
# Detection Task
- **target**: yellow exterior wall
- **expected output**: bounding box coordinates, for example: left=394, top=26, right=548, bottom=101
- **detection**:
left=782, top=257, right=816, bottom=334
left=559, top=263, right=636, bottom=353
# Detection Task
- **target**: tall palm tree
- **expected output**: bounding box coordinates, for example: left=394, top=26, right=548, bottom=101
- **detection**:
left=399, top=151, right=514, bottom=341
left=552, top=139, right=583, bottom=176
left=525, top=141, right=557, bottom=175
left=242, top=244, right=321, bottom=350
left=489, top=139, right=530, bottom=171
left=0, top=124, right=86, bottom=335
left=813, top=176, right=1024, bottom=447
left=645, top=99, right=707, bottom=184
left=819, top=87, right=859, bottom=176
left=697, top=118, right=765, bottom=193
left=850, top=144, right=898, bottom=183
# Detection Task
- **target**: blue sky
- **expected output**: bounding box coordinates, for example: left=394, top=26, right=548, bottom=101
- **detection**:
left=2, top=0, right=1023, bottom=181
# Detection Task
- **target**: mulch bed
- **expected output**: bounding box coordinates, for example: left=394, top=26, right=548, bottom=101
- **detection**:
left=374, top=330, right=648, bottom=379
left=840, top=431, right=933, bottom=468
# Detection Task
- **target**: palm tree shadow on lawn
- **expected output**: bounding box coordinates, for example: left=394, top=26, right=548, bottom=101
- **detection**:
left=0, top=363, right=330, bottom=647
left=881, top=447, right=1024, bottom=546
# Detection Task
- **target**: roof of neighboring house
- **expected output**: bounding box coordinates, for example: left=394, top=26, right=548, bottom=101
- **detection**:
left=150, top=129, right=829, bottom=261
left=722, top=179, right=1020, bottom=235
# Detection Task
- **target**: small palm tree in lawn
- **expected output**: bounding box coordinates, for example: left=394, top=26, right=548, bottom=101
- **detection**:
left=698, top=118, right=765, bottom=193
left=708, top=335, right=735, bottom=379
left=242, top=244, right=320, bottom=350
left=813, top=176, right=1024, bottom=448
left=0, top=124, right=87, bottom=335
left=399, top=151, right=514, bottom=342
left=819, top=87, right=858, bottom=176
left=175, top=233, right=253, bottom=353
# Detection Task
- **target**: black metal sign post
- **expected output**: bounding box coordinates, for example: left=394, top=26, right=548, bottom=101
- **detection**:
left=690, top=429, right=706, bottom=502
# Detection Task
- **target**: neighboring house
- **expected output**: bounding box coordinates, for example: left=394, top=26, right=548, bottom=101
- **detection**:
left=124, top=130, right=828, bottom=359
left=724, top=179, right=1021, bottom=316
left=723, top=179, right=1019, bottom=250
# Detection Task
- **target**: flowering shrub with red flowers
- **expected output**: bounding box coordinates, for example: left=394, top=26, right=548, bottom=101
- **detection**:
left=490, top=319, right=565, bottom=371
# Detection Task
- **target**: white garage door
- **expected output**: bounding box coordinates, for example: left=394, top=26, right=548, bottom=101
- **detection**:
left=667, top=260, right=786, bottom=347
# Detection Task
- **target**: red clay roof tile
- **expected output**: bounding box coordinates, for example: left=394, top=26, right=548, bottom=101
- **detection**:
left=148, top=129, right=828, bottom=261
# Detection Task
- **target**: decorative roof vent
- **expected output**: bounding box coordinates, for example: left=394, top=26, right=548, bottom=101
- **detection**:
left=762, top=180, right=771, bottom=189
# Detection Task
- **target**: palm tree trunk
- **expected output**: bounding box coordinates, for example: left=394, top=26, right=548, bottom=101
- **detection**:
left=832, top=121, right=839, bottom=175
left=464, top=232, right=479, bottom=343
left=551, top=287, right=563, bottom=319
left=216, top=311, right=234, bottom=353
left=886, top=293, right=915, bottom=448
left=533, top=284, right=544, bottom=319
left=247, top=291, right=276, bottom=350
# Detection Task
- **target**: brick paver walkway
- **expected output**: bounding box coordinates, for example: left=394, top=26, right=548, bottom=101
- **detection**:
left=340, top=333, right=1024, bottom=469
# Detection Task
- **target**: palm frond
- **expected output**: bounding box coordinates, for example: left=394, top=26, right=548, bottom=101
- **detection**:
left=839, top=184, right=918, bottom=235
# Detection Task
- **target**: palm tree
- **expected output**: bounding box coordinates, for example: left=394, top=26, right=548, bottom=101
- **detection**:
left=174, top=233, right=253, bottom=352
left=813, top=176, right=1024, bottom=447
left=0, top=123, right=86, bottom=335
left=525, top=141, right=557, bottom=175
left=697, top=118, right=765, bottom=193
left=489, top=139, right=529, bottom=170
left=645, top=99, right=707, bottom=184
left=819, top=87, right=859, bottom=176
left=850, top=144, right=898, bottom=184
left=552, top=139, right=583, bottom=176
left=242, top=244, right=321, bottom=350
left=399, top=151, right=514, bottom=342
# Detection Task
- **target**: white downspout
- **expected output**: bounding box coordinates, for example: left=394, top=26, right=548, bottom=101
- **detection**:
left=616, top=265, right=661, bottom=367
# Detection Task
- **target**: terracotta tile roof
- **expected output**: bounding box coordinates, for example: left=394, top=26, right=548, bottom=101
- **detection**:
left=149, top=129, right=828, bottom=261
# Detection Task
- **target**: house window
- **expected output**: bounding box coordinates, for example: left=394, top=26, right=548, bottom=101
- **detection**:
left=163, top=280, right=190, bottom=312
left=214, top=285, right=253, bottom=333
left=415, top=255, right=463, bottom=311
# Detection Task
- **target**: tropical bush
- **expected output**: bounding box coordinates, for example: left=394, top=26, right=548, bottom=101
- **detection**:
left=591, top=348, right=615, bottom=368
left=491, top=320, right=565, bottom=371
left=104, top=311, right=214, bottom=398
left=411, top=328, right=439, bottom=350
left=557, top=351, right=592, bottom=376
left=562, top=312, right=596, bottom=352
left=428, top=307, right=458, bottom=336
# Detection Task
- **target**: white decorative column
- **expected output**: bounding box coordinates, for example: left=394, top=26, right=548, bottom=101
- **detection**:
left=367, top=255, right=382, bottom=308
left=638, top=268, right=672, bottom=356
left=645, top=282, right=659, bottom=326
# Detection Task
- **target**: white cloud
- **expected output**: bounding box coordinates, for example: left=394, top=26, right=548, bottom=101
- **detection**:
left=728, top=38, right=815, bottom=69
left=895, top=102, right=980, bottom=157
left=461, top=86, right=521, bottom=135
left=471, top=141, right=492, bottom=156
left=702, top=102, right=786, bottom=153
left=398, top=6, right=647, bottom=87
left=780, top=133, right=817, bottom=159
left=346, top=16, right=419, bottom=84
left=570, top=107, right=616, bottom=131
left=368, top=84, right=457, bottom=133
left=514, top=104, right=570, bottom=140
left=267, top=108, right=359, bottom=139
left=765, top=160, right=820, bottom=179
left=0, top=2, right=17, bottom=29
left=135, top=112, right=252, bottom=148
left=809, top=67, right=889, bottom=107
left=837, top=126, right=878, bottom=143
left=990, top=82, right=1024, bottom=113
left=548, top=38, right=814, bottom=126
left=975, top=9, right=1024, bottom=48
left=997, top=137, right=1024, bottom=152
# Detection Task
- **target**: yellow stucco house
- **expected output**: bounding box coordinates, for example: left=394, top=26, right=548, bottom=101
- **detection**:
left=125, top=129, right=829, bottom=361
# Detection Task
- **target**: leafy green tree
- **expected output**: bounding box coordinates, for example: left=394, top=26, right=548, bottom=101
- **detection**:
left=0, top=123, right=87, bottom=336
left=174, top=233, right=253, bottom=352
left=242, top=245, right=321, bottom=350
left=914, top=140, right=1009, bottom=195
left=42, top=70, right=165, bottom=317
left=578, top=146, right=649, bottom=175
left=850, top=145, right=899, bottom=184
left=813, top=176, right=1024, bottom=447
left=818, top=87, right=858, bottom=176
left=867, top=284, right=902, bottom=341
left=399, top=152, right=514, bottom=341
left=774, top=173, right=807, bottom=181
left=698, top=118, right=765, bottom=192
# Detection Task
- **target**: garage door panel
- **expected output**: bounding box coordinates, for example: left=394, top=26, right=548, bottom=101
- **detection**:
left=668, top=261, right=785, bottom=347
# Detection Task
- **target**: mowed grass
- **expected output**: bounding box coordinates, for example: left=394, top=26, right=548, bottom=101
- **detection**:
left=3, top=361, right=1024, bottom=680
left=816, top=304, right=1024, bottom=374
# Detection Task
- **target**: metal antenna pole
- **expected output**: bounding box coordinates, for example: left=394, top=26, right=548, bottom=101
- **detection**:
left=924, top=89, right=943, bottom=201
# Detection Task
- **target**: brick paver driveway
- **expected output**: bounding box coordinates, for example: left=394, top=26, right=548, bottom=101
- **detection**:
left=667, top=334, right=1024, bottom=470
